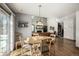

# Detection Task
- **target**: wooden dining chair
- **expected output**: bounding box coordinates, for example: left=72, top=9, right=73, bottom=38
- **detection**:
left=20, top=37, right=32, bottom=56
left=31, top=43, right=41, bottom=56
left=49, top=36, right=56, bottom=56
left=41, top=39, right=49, bottom=54
left=45, top=34, right=56, bottom=56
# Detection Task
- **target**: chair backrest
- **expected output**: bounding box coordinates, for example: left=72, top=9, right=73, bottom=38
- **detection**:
left=19, top=34, right=24, bottom=47
left=50, top=34, right=55, bottom=37
left=32, top=33, right=39, bottom=36
left=42, top=39, right=48, bottom=46
left=24, top=37, right=30, bottom=44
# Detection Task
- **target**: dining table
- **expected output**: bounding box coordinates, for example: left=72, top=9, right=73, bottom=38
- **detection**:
left=24, top=36, right=55, bottom=56
left=25, top=36, right=53, bottom=44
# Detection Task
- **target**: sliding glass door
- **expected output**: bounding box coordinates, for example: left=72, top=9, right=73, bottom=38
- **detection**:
left=0, top=8, right=10, bottom=55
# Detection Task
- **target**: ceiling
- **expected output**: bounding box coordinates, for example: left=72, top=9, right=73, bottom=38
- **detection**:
left=7, top=3, right=79, bottom=18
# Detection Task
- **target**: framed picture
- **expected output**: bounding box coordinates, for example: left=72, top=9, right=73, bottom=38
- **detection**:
left=50, top=26, right=54, bottom=30
left=18, top=21, right=28, bottom=28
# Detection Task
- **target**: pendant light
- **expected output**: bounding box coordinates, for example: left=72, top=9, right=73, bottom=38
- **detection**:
left=37, top=5, right=43, bottom=26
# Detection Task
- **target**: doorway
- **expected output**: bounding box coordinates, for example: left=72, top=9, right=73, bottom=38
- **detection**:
left=58, top=22, right=64, bottom=37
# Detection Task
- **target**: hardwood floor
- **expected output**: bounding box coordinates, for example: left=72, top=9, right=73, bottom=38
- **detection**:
left=42, top=37, right=79, bottom=56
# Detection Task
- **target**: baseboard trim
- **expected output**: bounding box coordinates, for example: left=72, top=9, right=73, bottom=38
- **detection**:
left=57, top=36, right=75, bottom=41
left=63, top=37, right=75, bottom=41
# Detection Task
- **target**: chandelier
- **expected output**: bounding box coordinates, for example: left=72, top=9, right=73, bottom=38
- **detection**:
left=36, top=5, right=43, bottom=26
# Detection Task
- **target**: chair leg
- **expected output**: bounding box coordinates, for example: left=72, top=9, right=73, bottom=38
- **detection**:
left=49, top=41, right=55, bottom=56
left=30, top=48, right=32, bottom=56
left=21, top=48, right=23, bottom=55
left=48, top=42, right=51, bottom=56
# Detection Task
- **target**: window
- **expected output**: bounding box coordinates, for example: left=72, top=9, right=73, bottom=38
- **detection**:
left=0, top=8, right=10, bottom=55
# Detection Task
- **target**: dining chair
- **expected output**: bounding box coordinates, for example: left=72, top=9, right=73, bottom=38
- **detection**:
left=49, top=35, right=56, bottom=56
left=45, top=35, right=56, bottom=56
left=31, top=43, right=41, bottom=56
left=29, top=37, right=41, bottom=56
left=32, top=33, right=39, bottom=36
left=41, top=39, right=49, bottom=54
left=20, top=37, right=32, bottom=56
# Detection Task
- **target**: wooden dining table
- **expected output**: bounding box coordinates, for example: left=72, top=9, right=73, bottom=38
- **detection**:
left=25, top=36, right=52, bottom=54
left=24, top=36, right=55, bottom=56
left=24, top=36, right=53, bottom=44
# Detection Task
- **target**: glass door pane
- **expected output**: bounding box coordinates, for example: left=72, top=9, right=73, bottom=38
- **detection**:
left=0, top=9, right=10, bottom=55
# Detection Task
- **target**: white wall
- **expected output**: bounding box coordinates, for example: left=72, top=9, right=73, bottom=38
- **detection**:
left=15, top=13, right=32, bottom=39
left=16, top=13, right=76, bottom=41
left=47, top=17, right=58, bottom=33
left=76, top=11, right=79, bottom=47
left=47, top=13, right=76, bottom=40
left=61, top=13, right=75, bottom=40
